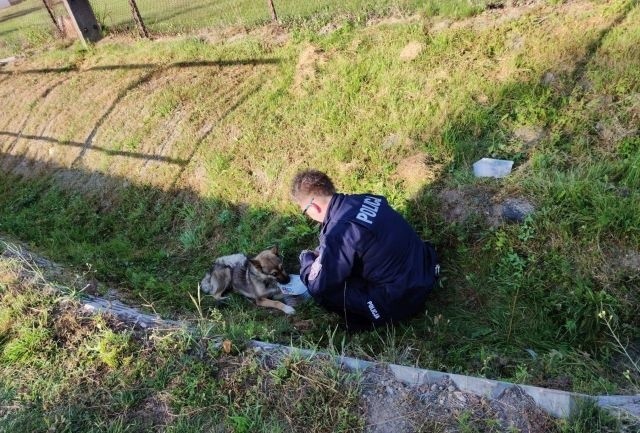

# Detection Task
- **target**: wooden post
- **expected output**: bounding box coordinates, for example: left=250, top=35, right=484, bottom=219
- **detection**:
left=42, top=0, right=63, bottom=35
left=127, top=0, right=149, bottom=39
left=266, top=0, right=278, bottom=22
left=61, top=0, right=101, bottom=44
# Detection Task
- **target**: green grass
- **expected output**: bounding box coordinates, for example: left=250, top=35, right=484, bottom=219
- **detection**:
left=0, top=260, right=364, bottom=432
left=1, top=254, right=636, bottom=432
left=557, top=399, right=629, bottom=433
left=0, top=0, right=639, bottom=407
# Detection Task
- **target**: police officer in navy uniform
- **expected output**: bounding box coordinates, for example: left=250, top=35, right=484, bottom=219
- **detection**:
left=291, top=170, right=439, bottom=330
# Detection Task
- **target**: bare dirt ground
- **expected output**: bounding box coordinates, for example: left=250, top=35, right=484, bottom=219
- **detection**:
left=360, top=367, right=556, bottom=433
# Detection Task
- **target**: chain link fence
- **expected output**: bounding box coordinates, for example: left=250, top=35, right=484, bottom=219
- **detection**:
left=0, top=0, right=64, bottom=57
left=0, top=0, right=425, bottom=56
left=88, top=0, right=424, bottom=34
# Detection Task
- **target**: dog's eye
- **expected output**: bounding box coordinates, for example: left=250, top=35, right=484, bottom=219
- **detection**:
left=271, top=271, right=278, bottom=276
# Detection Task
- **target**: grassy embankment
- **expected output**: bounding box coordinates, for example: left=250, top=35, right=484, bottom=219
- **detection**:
left=0, top=0, right=638, bottom=406
left=0, top=254, right=365, bottom=432
left=1, top=252, right=630, bottom=432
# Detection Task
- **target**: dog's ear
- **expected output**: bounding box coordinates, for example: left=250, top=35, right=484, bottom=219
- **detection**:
left=249, top=258, right=263, bottom=271
left=268, top=245, right=279, bottom=256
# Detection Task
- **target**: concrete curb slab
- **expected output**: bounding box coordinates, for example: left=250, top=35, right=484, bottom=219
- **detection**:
left=250, top=341, right=640, bottom=420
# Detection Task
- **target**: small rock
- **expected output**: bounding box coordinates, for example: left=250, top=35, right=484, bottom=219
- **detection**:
left=386, top=386, right=395, bottom=395
left=617, top=187, right=631, bottom=198
left=447, top=385, right=456, bottom=392
left=577, top=77, right=593, bottom=92
left=501, top=198, right=535, bottom=223
left=430, top=383, right=438, bottom=391
left=508, top=35, right=525, bottom=51
left=439, top=398, right=445, bottom=405
left=542, top=71, right=556, bottom=86
left=438, top=386, right=444, bottom=391
left=382, top=133, right=401, bottom=149
left=475, top=93, right=490, bottom=105
left=454, top=392, right=467, bottom=403
left=595, top=120, right=633, bottom=144
left=620, top=250, right=640, bottom=272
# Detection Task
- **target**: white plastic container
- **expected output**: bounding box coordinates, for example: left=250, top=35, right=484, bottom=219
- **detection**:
left=278, top=274, right=308, bottom=296
left=472, top=158, right=514, bottom=178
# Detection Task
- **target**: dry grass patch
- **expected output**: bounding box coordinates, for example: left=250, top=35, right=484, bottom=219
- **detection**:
left=292, top=44, right=328, bottom=94
left=395, top=152, right=445, bottom=195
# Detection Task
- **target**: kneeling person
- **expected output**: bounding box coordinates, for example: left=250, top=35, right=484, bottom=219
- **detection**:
left=291, top=170, right=439, bottom=329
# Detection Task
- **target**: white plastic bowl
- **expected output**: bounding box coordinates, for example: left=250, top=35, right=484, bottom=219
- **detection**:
left=278, top=274, right=308, bottom=296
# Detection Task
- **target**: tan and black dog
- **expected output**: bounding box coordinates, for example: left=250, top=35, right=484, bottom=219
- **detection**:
left=199, top=246, right=294, bottom=314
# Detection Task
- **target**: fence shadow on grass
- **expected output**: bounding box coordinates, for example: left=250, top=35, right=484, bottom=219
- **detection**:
left=1, top=56, right=276, bottom=189
left=0, top=58, right=280, bottom=75
left=0, top=27, right=20, bottom=38
left=0, top=6, right=42, bottom=25
left=0, top=130, right=189, bottom=165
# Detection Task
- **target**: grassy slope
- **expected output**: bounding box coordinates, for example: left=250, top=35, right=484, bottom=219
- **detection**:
left=1, top=254, right=629, bottom=432
left=0, top=0, right=638, bottom=399
left=0, top=257, right=364, bottom=433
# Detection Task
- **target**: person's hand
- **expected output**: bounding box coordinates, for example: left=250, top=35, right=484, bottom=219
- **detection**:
left=299, top=249, right=318, bottom=264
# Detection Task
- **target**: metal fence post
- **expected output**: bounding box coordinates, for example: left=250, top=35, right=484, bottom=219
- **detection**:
left=41, top=0, right=63, bottom=35
left=266, top=0, right=278, bottom=22
left=61, top=0, right=102, bottom=44
left=127, top=0, right=149, bottom=38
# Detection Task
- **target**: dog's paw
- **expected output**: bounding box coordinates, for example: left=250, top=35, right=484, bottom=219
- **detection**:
left=283, top=305, right=296, bottom=315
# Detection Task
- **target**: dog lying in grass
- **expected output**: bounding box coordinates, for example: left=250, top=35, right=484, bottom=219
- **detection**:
left=199, top=246, right=295, bottom=314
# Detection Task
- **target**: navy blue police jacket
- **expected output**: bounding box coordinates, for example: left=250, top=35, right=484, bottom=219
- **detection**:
left=299, top=193, right=438, bottom=323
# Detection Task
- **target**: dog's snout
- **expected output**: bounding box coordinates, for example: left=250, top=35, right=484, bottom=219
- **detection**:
left=200, top=273, right=213, bottom=294
left=277, top=272, right=290, bottom=284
